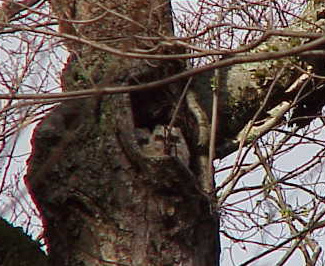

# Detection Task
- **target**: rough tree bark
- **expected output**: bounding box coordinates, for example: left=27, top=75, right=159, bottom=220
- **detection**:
left=24, top=0, right=218, bottom=266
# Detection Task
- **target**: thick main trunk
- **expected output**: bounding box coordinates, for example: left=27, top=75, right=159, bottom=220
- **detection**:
left=26, top=97, right=217, bottom=265
left=25, top=0, right=218, bottom=265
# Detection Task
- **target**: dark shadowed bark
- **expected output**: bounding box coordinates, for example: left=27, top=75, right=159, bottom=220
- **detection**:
left=0, top=217, right=47, bottom=266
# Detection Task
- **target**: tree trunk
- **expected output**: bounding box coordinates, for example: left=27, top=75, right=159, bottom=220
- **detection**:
left=25, top=0, right=218, bottom=265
